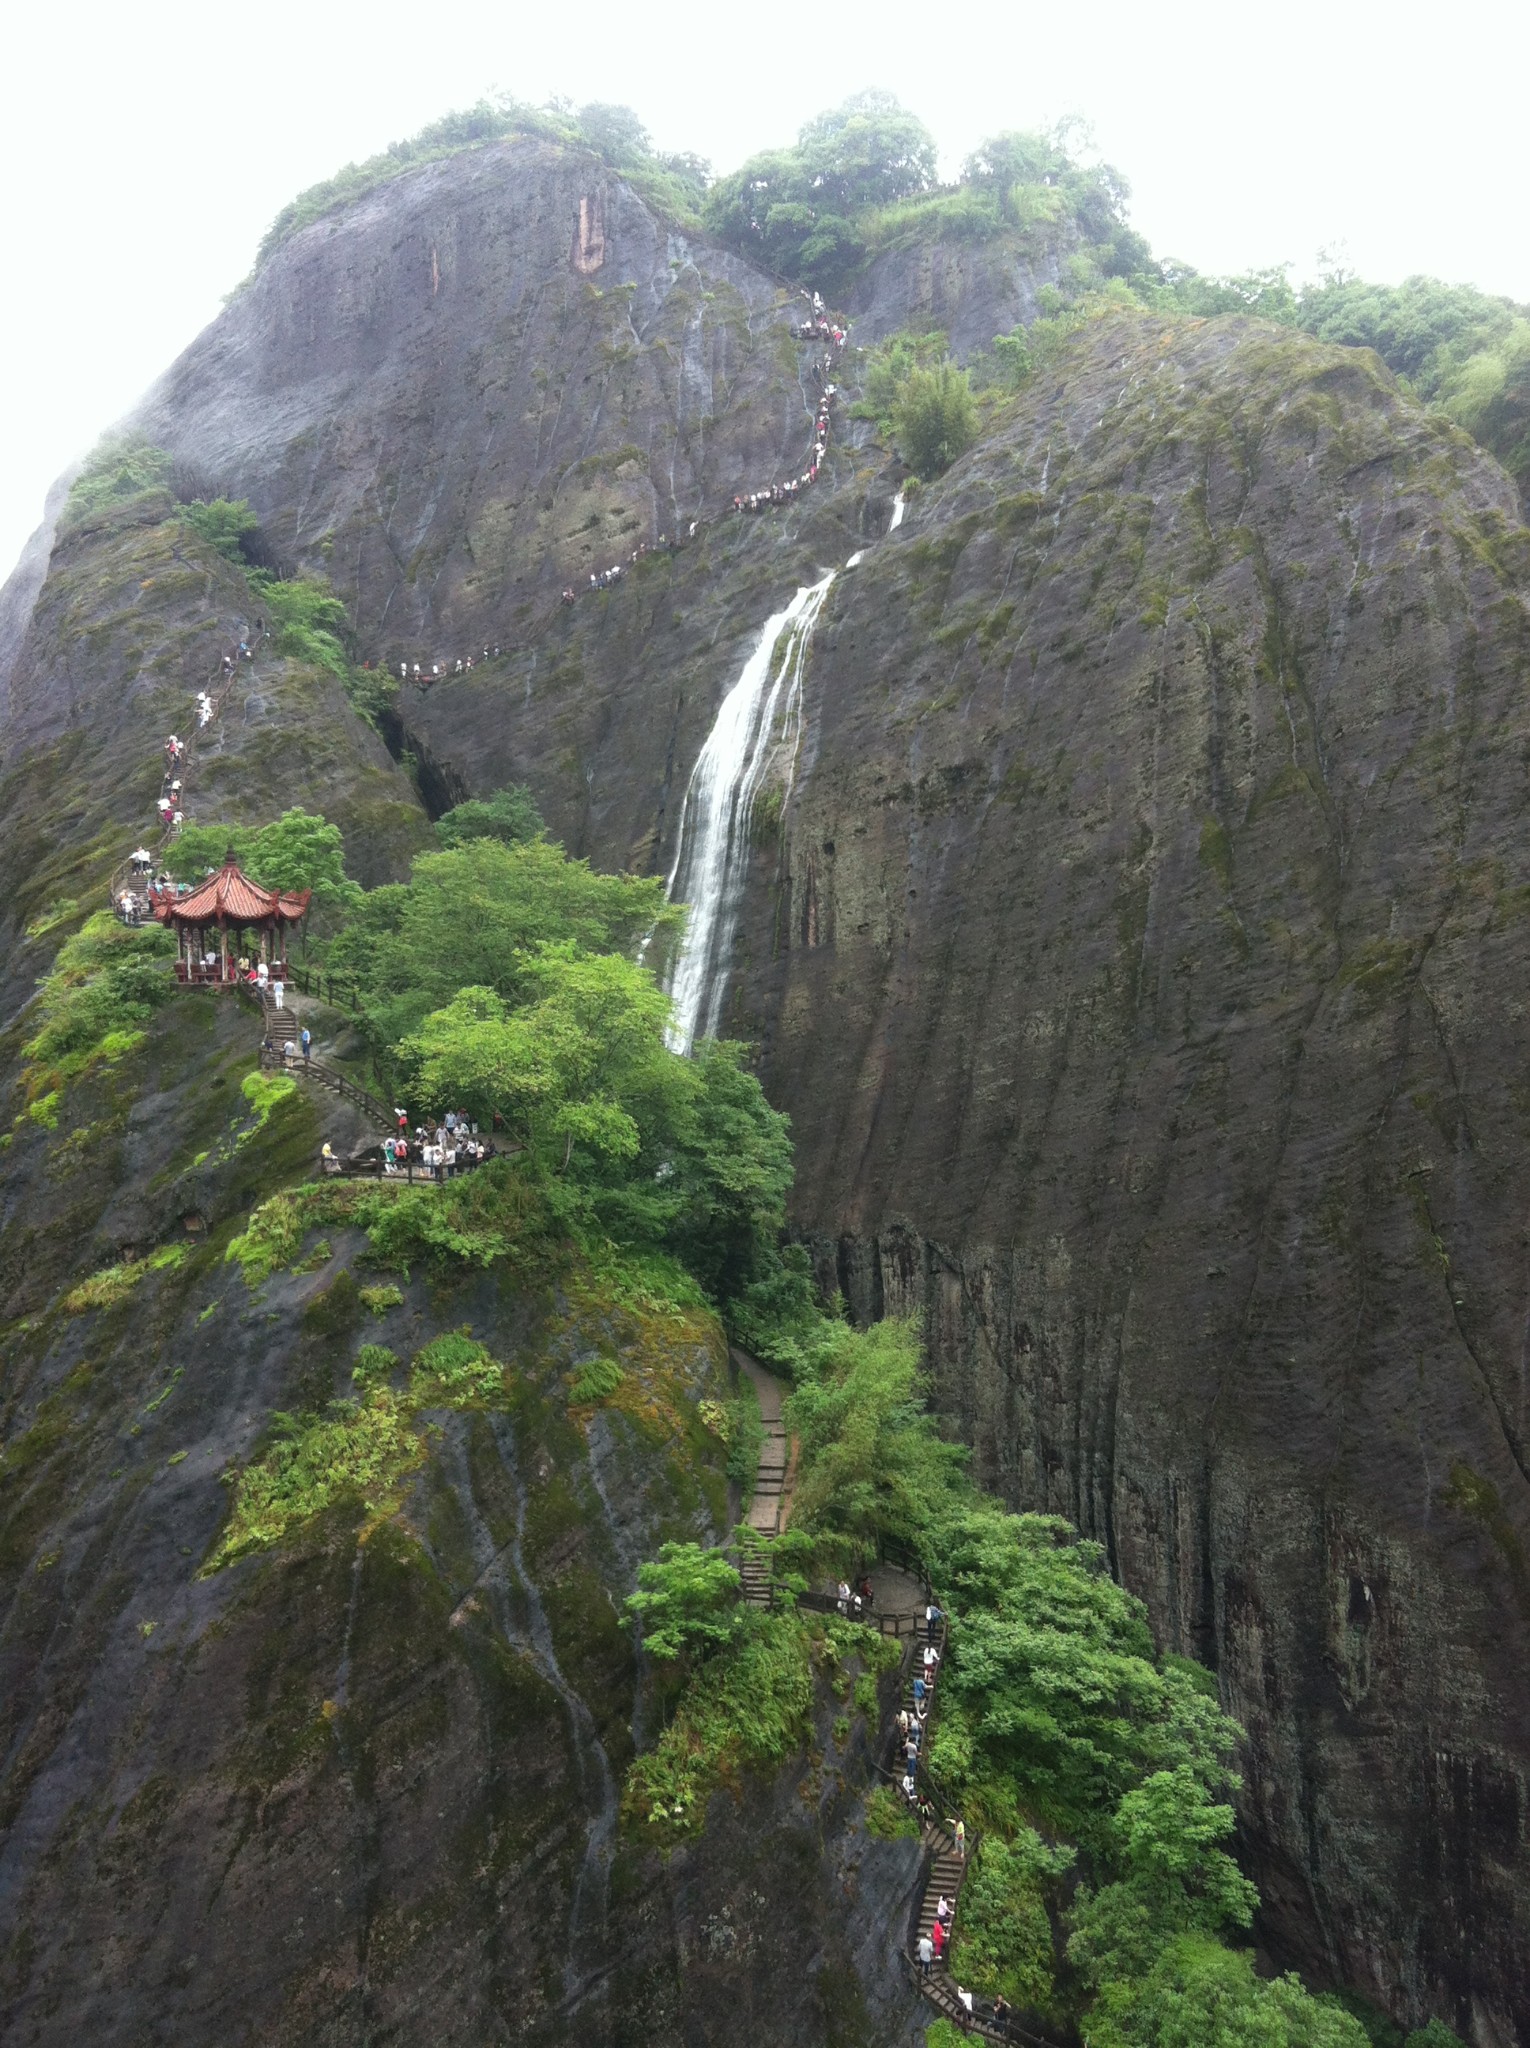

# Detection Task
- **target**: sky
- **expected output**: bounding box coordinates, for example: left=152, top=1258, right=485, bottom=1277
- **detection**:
left=3, top=0, right=1527, bottom=583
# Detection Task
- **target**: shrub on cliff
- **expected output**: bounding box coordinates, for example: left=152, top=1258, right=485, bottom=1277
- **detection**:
left=434, top=785, right=544, bottom=849
left=623, top=1540, right=743, bottom=1660
left=23, top=912, right=176, bottom=1073
left=61, top=436, right=173, bottom=529
left=894, top=360, right=979, bottom=478
left=183, top=496, right=260, bottom=565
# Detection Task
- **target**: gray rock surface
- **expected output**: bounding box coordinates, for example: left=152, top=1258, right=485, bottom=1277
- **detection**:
left=1, top=134, right=1528, bottom=2041
left=735, top=315, right=1530, bottom=2040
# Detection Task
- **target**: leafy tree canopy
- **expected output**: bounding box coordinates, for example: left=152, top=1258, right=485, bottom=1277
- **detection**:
left=435, top=785, right=544, bottom=849
left=705, top=91, right=937, bottom=292
left=622, top=1540, right=743, bottom=1660
left=1084, top=1935, right=1371, bottom=2048
left=326, top=837, right=678, bottom=1056
left=183, top=496, right=260, bottom=565
left=167, top=808, right=361, bottom=918
left=310, top=829, right=788, bottom=1299
left=895, top=360, right=978, bottom=478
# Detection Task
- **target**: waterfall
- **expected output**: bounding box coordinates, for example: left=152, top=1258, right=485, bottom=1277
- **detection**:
left=889, top=488, right=906, bottom=531
left=662, top=571, right=836, bottom=1053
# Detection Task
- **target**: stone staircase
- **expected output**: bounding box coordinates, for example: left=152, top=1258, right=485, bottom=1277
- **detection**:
left=734, top=1348, right=793, bottom=1557
left=244, top=982, right=394, bottom=1134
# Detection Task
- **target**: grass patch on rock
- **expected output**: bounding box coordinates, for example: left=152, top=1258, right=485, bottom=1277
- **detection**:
left=621, top=1610, right=888, bottom=1841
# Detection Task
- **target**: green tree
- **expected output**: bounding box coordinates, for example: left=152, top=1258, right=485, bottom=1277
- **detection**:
left=327, top=837, right=678, bottom=1058
left=1437, top=318, right=1530, bottom=497
left=895, top=361, right=978, bottom=478
left=168, top=809, right=360, bottom=918
left=634, top=1037, right=793, bottom=1301
left=705, top=91, right=936, bottom=292
left=962, top=129, right=1069, bottom=188
left=1068, top=1768, right=1259, bottom=1987
left=576, top=102, right=651, bottom=163
left=1085, top=1935, right=1370, bottom=2048
left=400, top=958, right=661, bottom=1172
left=785, top=1316, right=965, bottom=1551
left=951, top=1828, right=1073, bottom=2007
left=1297, top=273, right=1515, bottom=387
left=183, top=497, right=260, bottom=564
left=399, top=948, right=790, bottom=1291
left=435, top=786, right=544, bottom=848
left=1162, top=265, right=1300, bottom=323
left=623, top=1540, right=743, bottom=1659
left=794, top=91, right=938, bottom=213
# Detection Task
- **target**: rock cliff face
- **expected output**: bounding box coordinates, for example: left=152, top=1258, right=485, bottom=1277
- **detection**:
left=129, top=135, right=827, bottom=654
left=737, top=318, right=1530, bottom=2042
left=3, top=136, right=1529, bottom=2040
left=843, top=220, right=1072, bottom=358
left=0, top=991, right=920, bottom=2047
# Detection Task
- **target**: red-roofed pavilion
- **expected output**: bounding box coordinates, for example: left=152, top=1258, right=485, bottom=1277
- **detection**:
left=149, top=851, right=311, bottom=984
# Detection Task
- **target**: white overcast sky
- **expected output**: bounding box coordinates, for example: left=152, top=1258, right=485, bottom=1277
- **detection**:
left=3, top=0, right=1526, bottom=583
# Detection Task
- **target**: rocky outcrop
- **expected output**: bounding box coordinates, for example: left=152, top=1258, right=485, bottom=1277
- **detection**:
left=727, top=315, right=1530, bottom=2040
left=0, top=984, right=921, bottom=2047
left=844, top=221, right=1073, bottom=359
left=3, top=132, right=1530, bottom=2039
left=125, top=135, right=825, bottom=657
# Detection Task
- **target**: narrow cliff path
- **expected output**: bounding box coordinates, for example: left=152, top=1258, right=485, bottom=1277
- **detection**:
left=386, top=309, right=851, bottom=668
left=723, top=1353, right=1028, bottom=2038
left=108, top=625, right=267, bottom=912
left=721, top=1370, right=1051, bottom=2045
left=733, top=1346, right=796, bottom=1543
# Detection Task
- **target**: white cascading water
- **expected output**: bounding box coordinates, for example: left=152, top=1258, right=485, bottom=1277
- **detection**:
left=662, top=572, right=836, bottom=1052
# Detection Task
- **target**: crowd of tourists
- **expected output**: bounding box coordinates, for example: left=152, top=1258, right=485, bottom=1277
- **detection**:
left=561, top=522, right=703, bottom=605
left=358, top=298, right=851, bottom=666
left=381, top=1106, right=493, bottom=1178
left=895, top=1602, right=950, bottom=1814
left=731, top=340, right=843, bottom=513
left=391, top=644, right=504, bottom=687
left=543, top=301, right=848, bottom=614
left=887, top=1598, right=1021, bottom=2038
left=113, top=631, right=262, bottom=925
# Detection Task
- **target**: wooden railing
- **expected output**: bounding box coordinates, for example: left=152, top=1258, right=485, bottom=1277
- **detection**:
left=256, top=1046, right=394, bottom=1129
left=791, top=1585, right=930, bottom=1638
left=286, top=965, right=365, bottom=1012
left=896, top=1951, right=1055, bottom=2046
left=753, top=1537, right=934, bottom=1633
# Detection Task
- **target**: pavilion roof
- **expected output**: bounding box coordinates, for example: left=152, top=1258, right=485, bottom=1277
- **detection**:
left=150, top=854, right=311, bottom=928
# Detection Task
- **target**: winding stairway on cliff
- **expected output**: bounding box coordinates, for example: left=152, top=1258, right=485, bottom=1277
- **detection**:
left=727, top=1356, right=1034, bottom=2043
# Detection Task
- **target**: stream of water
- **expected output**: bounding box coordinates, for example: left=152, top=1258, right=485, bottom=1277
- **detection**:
left=662, top=571, right=836, bottom=1052
left=661, top=492, right=909, bottom=1054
